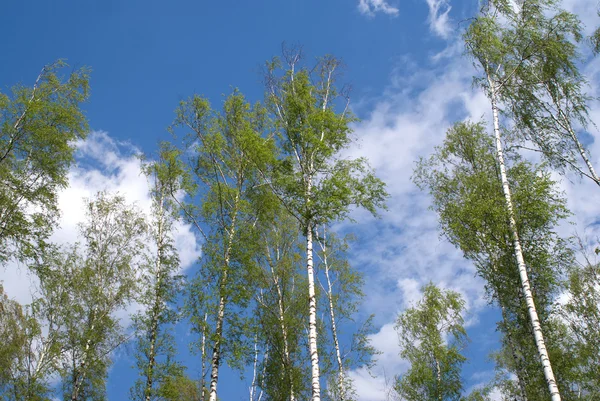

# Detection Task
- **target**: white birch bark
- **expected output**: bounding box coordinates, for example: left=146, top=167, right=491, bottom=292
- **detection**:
left=489, top=77, right=561, bottom=401
left=320, top=232, right=346, bottom=401
left=435, top=358, right=442, bottom=401
left=208, top=275, right=227, bottom=401
left=200, top=312, right=208, bottom=399
left=306, top=218, right=321, bottom=401
left=558, top=108, right=600, bottom=186
left=250, top=335, right=259, bottom=401
left=71, top=315, right=95, bottom=400
left=208, top=194, right=240, bottom=401
left=144, top=190, right=166, bottom=401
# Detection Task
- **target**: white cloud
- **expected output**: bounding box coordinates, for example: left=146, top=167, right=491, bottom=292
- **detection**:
left=358, top=0, right=399, bottom=17
left=425, top=0, right=453, bottom=38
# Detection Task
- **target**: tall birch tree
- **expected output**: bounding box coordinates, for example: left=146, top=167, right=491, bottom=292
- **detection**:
left=264, top=51, right=387, bottom=401
left=59, top=192, right=147, bottom=401
left=253, top=209, right=310, bottom=401
left=130, top=160, right=183, bottom=401
left=169, top=91, right=271, bottom=401
left=414, top=121, right=577, bottom=400
left=465, top=2, right=567, bottom=397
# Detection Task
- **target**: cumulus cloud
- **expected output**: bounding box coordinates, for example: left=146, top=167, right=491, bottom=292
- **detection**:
left=357, top=0, right=399, bottom=17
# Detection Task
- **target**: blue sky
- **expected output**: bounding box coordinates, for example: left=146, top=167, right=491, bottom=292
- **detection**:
left=2, top=0, right=600, bottom=400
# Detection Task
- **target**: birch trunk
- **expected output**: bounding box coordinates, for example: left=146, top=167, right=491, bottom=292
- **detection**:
left=435, top=358, right=442, bottom=401
left=489, top=77, right=561, bottom=401
left=559, top=108, right=600, bottom=186
left=200, top=312, right=208, bottom=399
left=208, top=274, right=227, bottom=401
left=144, top=191, right=166, bottom=401
left=306, top=219, right=321, bottom=401
left=322, top=236, right=346, bottom=401
left=144, top=274, right=161, bottom=401
left=145, top=194, right=164, bottom=401
left=250, top=336, right=259, bottom=401
left=71, top=306, right=99, bottom=401
left=208, top=194, right=239, bottom=401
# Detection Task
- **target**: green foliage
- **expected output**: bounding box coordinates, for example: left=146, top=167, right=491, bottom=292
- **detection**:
left=0, top=60, right=89, bottom=264
left=560, top=254, right=600, bottom=398
left=265, top=53, right=387, bottom=229
left=56, top=192, right=147, bottom=401
left=592, top=14, right=600, bottom=53
left=169, top=90, right=274, bottom=391
left=0, top=286, right=37, bottom=399
left=394, top=284, right=467, bottom=401
left=466, top=0, right=596, bottom=184
left=253, top=210, right=311, bottom=401
left=130, top=161, right=184, bottom=401
left=157, top=368, right=205, bottom=401
left=414, top=121, right=579, bottom=400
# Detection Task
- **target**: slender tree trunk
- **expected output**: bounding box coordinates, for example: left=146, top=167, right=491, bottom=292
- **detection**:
left=208, top=275, right=227, bottom=401
left=208, top=194, right=240, bottom=401
left=322, top=234, right=346, bottom=401
left=489, top=78, right=561, bottom=401
left=250, top=335, right=259, bottom=401
left=144, top=279, right=161, bottom=401
left=201, top=312, right=208, bottom=399
left=306, top=217, right=321, bottom=401
left=258, top=349, right=268, bottom=401
left=72, top=306, right=99, bottom=401
left=144, top=193, right=166, bottom=401
left=559, top=108, right=600, bottom=186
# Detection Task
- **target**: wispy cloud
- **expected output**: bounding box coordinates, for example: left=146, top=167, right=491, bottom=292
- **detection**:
left=357, top=0, right=399, bottom=17
left=425, top=0, right=453, bottom=38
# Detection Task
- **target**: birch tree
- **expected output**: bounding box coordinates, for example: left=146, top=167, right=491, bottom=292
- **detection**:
left=253, top=208, right=310, bottom=401
left=414, top=121, right=577, bottom=400
left=130, top=160, right=183, bottom=401
left=394, top=284, right=467, bottom=401
left=59, top=192, right=147, bottom=401
left=464, top=3, right=567, bottom=397
left=0, top=60, right=89, bottom=264
left=264, top=51, right=387, bottom=401
left=170, top=91, right=271, bottom=401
